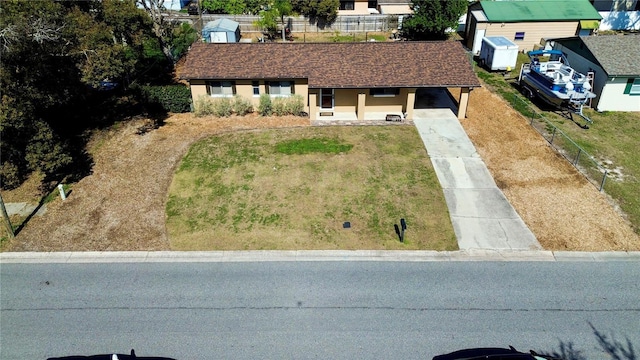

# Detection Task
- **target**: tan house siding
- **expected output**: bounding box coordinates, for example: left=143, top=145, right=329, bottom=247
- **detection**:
left=338, top=0, right=371, bottom=15
left=364, top=89, right=406, bottom=114
left=189, top=79, right=310, bottom=113
left=471, top=21, right=580, bottom=51
left=334, top=89, right=359, bottom=113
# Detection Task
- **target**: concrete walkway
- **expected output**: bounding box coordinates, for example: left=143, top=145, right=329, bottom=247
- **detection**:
left=413, top=89, right=541, bottom=250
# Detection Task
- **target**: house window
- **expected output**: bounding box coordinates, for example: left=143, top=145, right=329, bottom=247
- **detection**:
left=514, top=32, right=525, bottom=41
left=368, top=1, right=377, bottom=8
left=268, top=81, right=293, bottom=97
left=624, top=78, right=640, bottom=95
left=339, top=1, right=355, bottom=10
left=208, top=81, right=235, bottom=97
left=252, top=81, right=260, bottom=96
left=370, top=88, right=400, bottom=97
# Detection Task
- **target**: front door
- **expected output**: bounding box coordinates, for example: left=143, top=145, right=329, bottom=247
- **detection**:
left=320, top=89, right=334, bottom=110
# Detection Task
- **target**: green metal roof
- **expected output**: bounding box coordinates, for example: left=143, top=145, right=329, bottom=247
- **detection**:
left=480, top=0, right=602, bottom=22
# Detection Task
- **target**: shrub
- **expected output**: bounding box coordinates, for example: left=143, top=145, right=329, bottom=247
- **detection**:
left=272, top=97, right=287, bottom=116
left=213, top=98, right=233, bottom=117
left=139, top=84, right=191, bottom=113
left=258, top=94, right=272, bottom=116
left=0, top=162, right=23, bottom=190
left=194, top=95, right=215, bottom=117
left=233, top=95, right=253, bottom=116
left=286, top=95, right=305, bottom=116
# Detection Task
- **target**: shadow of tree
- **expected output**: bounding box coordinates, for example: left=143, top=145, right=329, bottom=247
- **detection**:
left=590, top=322, right=637, bottom=360
left=537, top=322, right=636, bottom=360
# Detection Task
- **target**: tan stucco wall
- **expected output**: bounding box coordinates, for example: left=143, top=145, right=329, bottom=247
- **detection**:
left=338, top=1, right=371, bottom=15
left=364, top=89, right=406, bottom=113
left=334, top=89, right=359, bottom=112
left=189, top=79, right=309, bottom=113
left=469, top=20, right=581, bottom=52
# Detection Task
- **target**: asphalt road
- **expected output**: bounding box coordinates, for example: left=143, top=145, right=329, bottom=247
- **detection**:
left=1, top=261, right=638, bottom=359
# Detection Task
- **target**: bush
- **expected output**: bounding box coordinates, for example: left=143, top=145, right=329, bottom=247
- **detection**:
left=258, top=94, right=272, bottom=116
left=194, top=95, right=215, bottom=117
left=272, top=97, right=287, bottom=116
left=0, top=162, right=23, bottom=190
left=213, top=98, right=233, bottom=117
left=138, top=84, right=191, bottom=113
left=286, top=95, right=305, bottom=116
left=233, top=95, right=253, bottom=115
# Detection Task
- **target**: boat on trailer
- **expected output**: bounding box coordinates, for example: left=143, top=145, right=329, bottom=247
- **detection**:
left=518, top=50, right=595, bottom=123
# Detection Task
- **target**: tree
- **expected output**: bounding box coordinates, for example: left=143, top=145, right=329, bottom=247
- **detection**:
left=292, top=0, right=339, bottom=27
left=170, top=22, right=197, bottom=60
left=273, top=0, right=292, bottom=41
left=136, top=0, right=176, bottom=63
left=402, top=0, right=467, bottom=40
left=0, top=0, right=168, bottom=189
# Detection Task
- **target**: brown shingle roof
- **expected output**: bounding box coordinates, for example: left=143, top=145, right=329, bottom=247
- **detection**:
left=180, top=41, right=481, bottom=88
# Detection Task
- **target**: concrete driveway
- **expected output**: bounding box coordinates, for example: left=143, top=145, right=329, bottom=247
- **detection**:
left=413, top=88, right=541, bottom=250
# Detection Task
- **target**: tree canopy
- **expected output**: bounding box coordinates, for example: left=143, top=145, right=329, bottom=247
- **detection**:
left=402, top=0, right=467, bottom=40
left=0, top=0, right=196, bottom=190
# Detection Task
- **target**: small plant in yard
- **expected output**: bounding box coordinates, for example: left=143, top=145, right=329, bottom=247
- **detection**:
left=272, top=97, right=287, bottom=116
left=258, top=94, right=272, bottom=116
left=194, top=95, right=214, bottom=117
left=285, top=95, right=305, bottom=116
left=233, top=95, right=253, bottom=115
left=212, top=98, right=233, bottom=117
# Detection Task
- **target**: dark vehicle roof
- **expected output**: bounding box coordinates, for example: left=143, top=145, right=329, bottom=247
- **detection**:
left=433, top=347, right=559, bottom=360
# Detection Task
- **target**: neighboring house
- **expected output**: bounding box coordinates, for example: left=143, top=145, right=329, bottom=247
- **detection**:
left=179, top=42, right=481, bottom=120
left=338, top=0, right=379, bottom=15
left=551, top=34, right=640, bottom=112
left=201, top=19, right=241, bottom=43
left=591, top=0, right=640, bottom=30
left=465, top=0, right=602, bottom=55
left=377, top=0, right=413, bottom=15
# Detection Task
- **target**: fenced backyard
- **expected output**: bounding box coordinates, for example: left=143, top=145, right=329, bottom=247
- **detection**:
left=507, top=94, right=609, bottom=191
left=179, top=13, right=402, bottom=38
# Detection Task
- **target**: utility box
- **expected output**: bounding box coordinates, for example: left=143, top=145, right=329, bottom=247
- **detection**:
left=479, top=36, right=519, bottom=71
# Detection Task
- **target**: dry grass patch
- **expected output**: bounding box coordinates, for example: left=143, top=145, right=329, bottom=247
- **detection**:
left=166, top=126, right=457, bottom=250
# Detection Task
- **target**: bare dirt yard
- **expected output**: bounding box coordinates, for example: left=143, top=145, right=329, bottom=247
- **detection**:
left=4, top=86, right=639, bottom=251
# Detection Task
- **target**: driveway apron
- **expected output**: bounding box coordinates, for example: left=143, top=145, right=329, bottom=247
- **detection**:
left=413, top=89, right=541, bottom=250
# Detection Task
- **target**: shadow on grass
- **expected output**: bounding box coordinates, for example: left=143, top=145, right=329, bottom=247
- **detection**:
left=537, top=322, right=636, bottom=360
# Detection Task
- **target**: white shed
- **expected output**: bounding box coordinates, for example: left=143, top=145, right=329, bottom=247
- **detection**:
left=202, top=19, right=241, bottom=43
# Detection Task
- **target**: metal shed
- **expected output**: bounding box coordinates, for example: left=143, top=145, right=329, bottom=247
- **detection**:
left=202, top=19, right=241, bottom=43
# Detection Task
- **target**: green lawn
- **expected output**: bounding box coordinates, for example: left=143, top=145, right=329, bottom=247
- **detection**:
left=166, top=126, right=458, bottom=250
left=476, top=54, right=640, bottom=235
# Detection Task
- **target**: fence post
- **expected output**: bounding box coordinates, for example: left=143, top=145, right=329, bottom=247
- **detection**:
left=574, top=148, right=582, bottom=166
left=550, top=127, right=556, bottom=144
left=599, top=170, right=608, bottom=192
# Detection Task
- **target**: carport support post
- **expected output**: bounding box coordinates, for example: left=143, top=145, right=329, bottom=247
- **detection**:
left=405, top=88, right=416, bottom=120
left=457, top=87, right=470, bottom=119
left=309, top=92, right=317, bottom=121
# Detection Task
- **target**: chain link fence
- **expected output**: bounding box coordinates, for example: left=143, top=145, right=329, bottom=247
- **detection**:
left=509, top=94, right=609, bottom=192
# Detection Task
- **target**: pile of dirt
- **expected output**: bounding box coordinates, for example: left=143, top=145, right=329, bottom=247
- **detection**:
left=5, top=88, right=638, bottom=251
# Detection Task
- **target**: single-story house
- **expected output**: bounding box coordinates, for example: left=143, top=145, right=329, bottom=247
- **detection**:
left=338, top=0, right=378, bottom=15
left=179, top=41, right=481, bottom=120
left=377, top=0, right=413, bottom=15
left=551, top=34, right=640, bottom=112
left=465, top=0, right=602, bottom=54
left=202, top=19, right=241, bottom=43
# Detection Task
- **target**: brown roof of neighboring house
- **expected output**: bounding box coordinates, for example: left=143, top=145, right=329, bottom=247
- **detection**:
left=180, top=41, right=481, bottom=88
